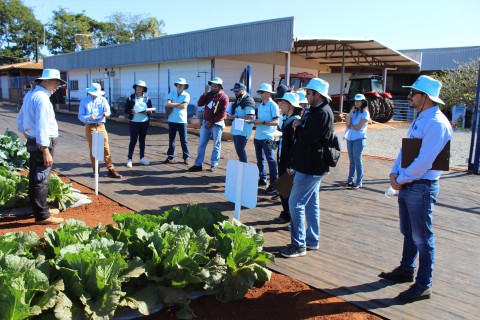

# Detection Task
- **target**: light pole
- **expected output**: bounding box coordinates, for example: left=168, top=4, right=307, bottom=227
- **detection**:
left=197, top=71, right=208, bottom=87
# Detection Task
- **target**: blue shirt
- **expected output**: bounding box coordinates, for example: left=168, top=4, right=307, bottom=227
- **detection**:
left=130, top=95, right=150, bottom=123
left=345, top=109, right=369, bottom=141
left=167, top=91, right=190, bottom=123
left=78, top=95, right=111, bottom=124
left=392, top=106, right=452, bottom=184
left=254, top=99, right=280, bottom=140
left=17, top=86, right=58, bottom=147
left=230, top=105, right=256, bottom=139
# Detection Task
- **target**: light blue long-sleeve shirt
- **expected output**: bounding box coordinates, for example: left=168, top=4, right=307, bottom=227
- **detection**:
left=78, top=95, right=111, bottom=124
left=391, top=106, right=452, bottom=184
left=16, top=86, right=58, bottom=147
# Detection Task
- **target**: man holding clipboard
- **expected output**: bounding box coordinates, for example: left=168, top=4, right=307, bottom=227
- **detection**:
left=379, top=76, right=452, bottom=302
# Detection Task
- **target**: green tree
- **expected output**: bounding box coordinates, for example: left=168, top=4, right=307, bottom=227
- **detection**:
left=46, top=8, right=98, bottom=54
left=103, top=12, right=165, bottom=44
left=0, top=0, right=43, bottom=65
left=433, top=58, right=480, bottom=111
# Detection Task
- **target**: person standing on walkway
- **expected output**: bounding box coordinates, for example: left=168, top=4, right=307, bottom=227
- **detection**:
left=344, top=94, right=370, bottom=190
left=254, top=83, right=280, bottom=194
left=164, top=78, right=191, bottom=165
left=379, top=75, right=452, bottom=302
left=281, top=78, right=334, bottom=258
left=78, top=83, right=122, bottom=178
left=189, top=77, right=229, bottom=172
left=16, top=69, right=64, bottom=225
left=273, top=92, right=303, bottom=225
left=228, top=82, right=256, bottom=163
left=124, top=80, right=153, bottom=168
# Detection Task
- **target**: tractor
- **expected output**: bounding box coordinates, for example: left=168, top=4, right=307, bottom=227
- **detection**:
left=278, top=73, right=395, bottom=123
left=330, top=75, right=395, bottom=123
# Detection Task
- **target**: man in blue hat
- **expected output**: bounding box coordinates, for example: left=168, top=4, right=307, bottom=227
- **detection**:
left=280, top=78, right=334, bottom=258
left=16, top=69, right=65, bottom=225
left=228, top=82, right=256, bottom=162
left=189, top=77, right=229, bottom=172
left=379, top=75, right=452, bottom=302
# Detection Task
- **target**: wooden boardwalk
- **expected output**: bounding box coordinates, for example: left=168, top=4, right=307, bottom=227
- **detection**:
left=1, top=104, right=479, bottom=319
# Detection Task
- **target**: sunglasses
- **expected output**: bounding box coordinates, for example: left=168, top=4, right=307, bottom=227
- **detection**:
left=409, top=90, right=423, bottom=97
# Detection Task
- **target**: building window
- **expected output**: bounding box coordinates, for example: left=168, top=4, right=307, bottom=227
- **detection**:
left=69, top=80, right=79, bottom=91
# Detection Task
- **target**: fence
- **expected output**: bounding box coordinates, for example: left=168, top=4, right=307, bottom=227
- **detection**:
left=392, top=99, right=416, bottom=122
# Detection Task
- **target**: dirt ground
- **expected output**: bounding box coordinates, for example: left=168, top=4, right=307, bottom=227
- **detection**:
left=0, top=175, right=382, bottom=320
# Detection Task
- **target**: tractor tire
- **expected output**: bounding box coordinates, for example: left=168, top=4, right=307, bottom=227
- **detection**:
left=380, top=98, right=395, bottom=123
left=365, top=96, right=380, bottom=121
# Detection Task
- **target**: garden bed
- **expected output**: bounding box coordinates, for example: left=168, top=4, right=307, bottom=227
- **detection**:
left=0, top=176, right=381, bottom=320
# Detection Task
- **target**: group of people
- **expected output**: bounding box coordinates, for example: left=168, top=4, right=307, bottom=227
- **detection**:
left=16, top=68, right=451, bottom=303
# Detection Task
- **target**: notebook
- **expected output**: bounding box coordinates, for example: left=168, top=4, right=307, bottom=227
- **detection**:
left=401, top=138, right=450, bottom=171
left=272, top=173, right=295, bottom=198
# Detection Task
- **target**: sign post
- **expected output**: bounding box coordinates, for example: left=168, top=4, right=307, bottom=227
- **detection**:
left=92, top=131, right=104, bottom=195
left=225, top=160, right=259, bottom=221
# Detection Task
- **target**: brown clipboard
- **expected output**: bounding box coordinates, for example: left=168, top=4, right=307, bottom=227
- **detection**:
left=272, top=173, right=295, bottom=198
left=401, top=138, right=450, bottom=171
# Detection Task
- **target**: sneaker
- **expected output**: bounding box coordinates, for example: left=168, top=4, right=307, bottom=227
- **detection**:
left=265, top=185, right=278, bottom=195
left=286, top=223, right=291, bottom=231
left=352, top=185, right=362, bottom=190
left=139, top=157, right=150, bottom=165
left=107, top=169, right=122, bottom=179
left=126, top=159, right=132, bottom=168
left=306, top=244, right=319, bottom=250
left=183, top=159, right=189, bottom=165
left=258, top=179, right=267, bottom=186
left=280, top=244, right=306, bottom=258
left=345, top=182, right=354, bottom=189
left=209, top=166, right=216, bottom=172
left=36, top=216, right=64, bottom=225
left=164, top=158, right=173, bottom=164
left=91, top=170, right=100, bottom=178
left=379, top=266, right=415, bottom=283
left=397, top=284, right=432, bottom=302
left=188, top=165, right=203, bottom=172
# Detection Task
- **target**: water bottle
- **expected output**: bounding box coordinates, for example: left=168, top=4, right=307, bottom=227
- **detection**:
left=385, top=186, right=398, bottom=198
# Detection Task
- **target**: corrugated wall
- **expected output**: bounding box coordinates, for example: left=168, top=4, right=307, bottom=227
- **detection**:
left=400, top=46, right=480, bottom=71
left=44, top=17, right=295, bottom=71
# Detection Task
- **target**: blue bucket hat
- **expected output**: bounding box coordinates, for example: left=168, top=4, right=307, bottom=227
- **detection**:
left=302, top=78, right=331, bottom=102
left=208, top=77, right=223, bottom=88
left=402, top=75, right=444, bottom=105
left=174, top=78, right=189, bottom=90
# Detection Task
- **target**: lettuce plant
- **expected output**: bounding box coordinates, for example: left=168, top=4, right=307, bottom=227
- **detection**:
left=0, top=130, right=29, bottom=171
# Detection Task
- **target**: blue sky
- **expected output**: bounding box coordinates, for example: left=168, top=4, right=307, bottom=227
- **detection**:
left=24, top=0, right=479, bottom=51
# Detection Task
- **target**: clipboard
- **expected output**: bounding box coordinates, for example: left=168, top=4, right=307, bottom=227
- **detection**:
left=401, top=138, right=450, bottom=171
left=272, top=173, right=295, bottom=198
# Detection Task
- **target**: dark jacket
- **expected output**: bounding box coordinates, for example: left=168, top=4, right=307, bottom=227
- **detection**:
left=278, top=115, right=300, bottom=173
left=232, top=93, right=256, bottom=115
left=124, top=93, right=153, bottom=120
left=291, top=101, right=334, bottom=175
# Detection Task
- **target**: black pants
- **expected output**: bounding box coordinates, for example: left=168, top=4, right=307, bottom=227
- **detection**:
left=277, top=163, right=291, bottom=220
left=27, top=139, right=56, bottom=222
left=128, top=120, right=149, bottom=160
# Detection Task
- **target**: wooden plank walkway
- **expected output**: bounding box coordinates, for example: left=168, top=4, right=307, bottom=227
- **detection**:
left=2, top=104, right=479, bottom=319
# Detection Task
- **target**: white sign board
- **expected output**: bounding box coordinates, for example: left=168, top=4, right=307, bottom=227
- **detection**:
left=92, top=131, right=104, bottom=195
left=225, top=160, right=259, bottom=221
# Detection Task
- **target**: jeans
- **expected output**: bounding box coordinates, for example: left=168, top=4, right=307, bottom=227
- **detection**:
left=128, top=120, right=149, bottom=160
left=27, top=139, right=57, bottom=222
left=398, top=180, right=439, bottom=288
left=289, top=172, right=324, bottom=248
left=194, top=121, right=223, bottom=167
left=167, top=122, right=190, bottom=160
left=254, top=139, right=278, bottom=184
left=346, top=138, right=366, bottom=187
left=233, top=135, right=248, bottom=163
left=85, top=124, right=114, bottom=170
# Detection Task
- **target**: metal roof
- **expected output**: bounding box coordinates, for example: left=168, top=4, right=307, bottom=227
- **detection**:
left=0, top=60, right=43, bottom=70
left=292, top=38, right=420, bottom=70
left=400, top=46, right=480, bottom=71
left=44, top=17, right=295, bottom=70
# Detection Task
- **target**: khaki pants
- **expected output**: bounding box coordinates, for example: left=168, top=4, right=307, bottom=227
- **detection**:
left=85, top=123, right=114, bottom=170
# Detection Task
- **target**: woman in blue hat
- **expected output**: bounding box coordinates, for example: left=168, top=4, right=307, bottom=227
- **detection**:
left=124, top=80, right=153, bottom=168
left=344, top=94, right=370, bottom=189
